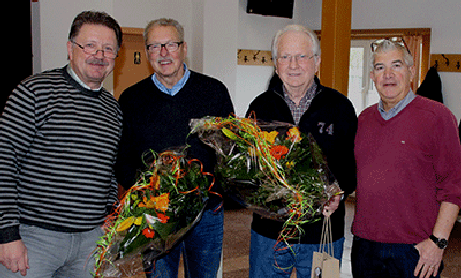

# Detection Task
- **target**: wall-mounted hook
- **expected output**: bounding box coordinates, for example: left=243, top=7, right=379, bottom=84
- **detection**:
left=441, top=54, right=450, bottom=66
left=430, top=54, right=461, bottom=72
left=253, top=51, right=260, bottom=61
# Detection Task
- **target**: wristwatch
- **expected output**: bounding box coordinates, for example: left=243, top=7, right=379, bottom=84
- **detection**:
left=429, top=235, right=448, bottom=250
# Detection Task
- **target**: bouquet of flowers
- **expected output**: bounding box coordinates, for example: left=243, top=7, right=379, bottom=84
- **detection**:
left=93, top=147, right=214, bottom=278
left=190, top=116, right=342, bottom=242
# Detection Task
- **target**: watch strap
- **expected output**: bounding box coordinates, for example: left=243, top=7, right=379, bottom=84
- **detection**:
left=430, top=235, right=448, bottom=249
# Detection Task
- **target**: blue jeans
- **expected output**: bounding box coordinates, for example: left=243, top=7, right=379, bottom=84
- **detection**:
left=145, top=204, right=224, bottom=278
left=249, top=229, right=345, bottom=278
left=351, top=236, right=443, bottom=278
left=0, top=224, right=103, bottom=278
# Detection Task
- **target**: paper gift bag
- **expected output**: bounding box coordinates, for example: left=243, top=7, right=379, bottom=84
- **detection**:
left=311, top=216, right=340, bottom=278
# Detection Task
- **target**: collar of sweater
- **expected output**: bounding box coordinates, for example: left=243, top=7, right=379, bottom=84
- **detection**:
left=63, top=65, right=104, bottom=97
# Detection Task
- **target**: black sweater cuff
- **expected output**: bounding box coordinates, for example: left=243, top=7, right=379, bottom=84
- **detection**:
left=0, top=225, right=21, bottom=244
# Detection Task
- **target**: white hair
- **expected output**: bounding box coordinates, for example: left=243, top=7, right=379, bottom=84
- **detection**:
left=271, top=25, right=320, bottom=63
left=371, top=40, right=414, bottom=69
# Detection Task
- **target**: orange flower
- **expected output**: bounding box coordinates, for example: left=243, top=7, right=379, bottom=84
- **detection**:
left=270, top=145, right=289, bottom=160
left=138, top=193, right=170, bottom=212
left=287, top=127, right=301, bottom=143
left=142, top=228, right=156, bottom=238
left=157, top=213, right=170, bottom=223
left=155, top=193, right=170, bottom=212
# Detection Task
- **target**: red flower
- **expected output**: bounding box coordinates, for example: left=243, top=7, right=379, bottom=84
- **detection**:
left=157, top=213, right=170, bottom=223
left=142, top=228, right=156, bottom=238
left=270, top=145, right=289, bottom=160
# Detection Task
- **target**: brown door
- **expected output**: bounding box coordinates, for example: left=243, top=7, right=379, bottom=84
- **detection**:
left=113, top=28, right=154, bottom=100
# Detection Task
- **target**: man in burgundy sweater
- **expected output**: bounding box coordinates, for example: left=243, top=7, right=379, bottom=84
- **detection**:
left=352, top=40, right=461, bottom=278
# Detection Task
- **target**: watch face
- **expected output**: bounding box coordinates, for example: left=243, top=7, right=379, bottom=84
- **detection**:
left=439, top=238, right=449, bottom=248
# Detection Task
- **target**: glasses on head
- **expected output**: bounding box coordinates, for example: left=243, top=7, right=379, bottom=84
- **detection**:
left=146, top=41, right=184, bottom=54
left=71, top=41, right=118, bottom=59
left=277, top=54, right=316, bottom=65
left=370, top=38, right=411, bottom=55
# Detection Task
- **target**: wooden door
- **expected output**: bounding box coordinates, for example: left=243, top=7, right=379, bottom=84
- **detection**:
left=113, top=28, right=154, bottom=100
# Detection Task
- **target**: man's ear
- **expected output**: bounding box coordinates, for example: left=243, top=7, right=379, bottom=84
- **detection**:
left=66, top=41, right=73, bottom=60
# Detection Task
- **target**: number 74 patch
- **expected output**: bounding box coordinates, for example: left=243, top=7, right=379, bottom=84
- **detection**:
left=318, top=122, right=334, bottom=135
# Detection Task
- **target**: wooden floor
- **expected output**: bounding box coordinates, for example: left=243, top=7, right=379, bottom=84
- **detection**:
left=222, top=199, right=461, bottom=278
left=126, top=198, right=461, bottom=277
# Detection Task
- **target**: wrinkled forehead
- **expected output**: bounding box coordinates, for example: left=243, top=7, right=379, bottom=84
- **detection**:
left=277, top=30, right=314, bottom=54
left=373, top=48, right=407, bottom=65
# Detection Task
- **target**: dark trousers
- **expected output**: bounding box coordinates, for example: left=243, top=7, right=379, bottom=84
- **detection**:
left=351, top=236, right=443, bottom=278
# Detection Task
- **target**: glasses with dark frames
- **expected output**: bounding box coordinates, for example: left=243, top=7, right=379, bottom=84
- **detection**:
left=146, top=41, right=184, bottom=54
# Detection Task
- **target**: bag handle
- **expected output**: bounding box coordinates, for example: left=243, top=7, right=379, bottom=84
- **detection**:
left=319, top=215, right=334, bottom=258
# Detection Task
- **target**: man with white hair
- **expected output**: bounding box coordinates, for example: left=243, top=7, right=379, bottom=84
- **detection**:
left=352, top=39, right=461, bottom=278
left=246, top=25, right=357, bottom=278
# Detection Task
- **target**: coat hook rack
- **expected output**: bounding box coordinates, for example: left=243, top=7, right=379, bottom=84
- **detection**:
left=430, top=54, right=461, bottom=72
left=237, top=49, right=274, bottom=66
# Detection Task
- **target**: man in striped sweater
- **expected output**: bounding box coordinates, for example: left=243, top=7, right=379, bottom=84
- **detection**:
left=0, top=11, right=123, bottom=278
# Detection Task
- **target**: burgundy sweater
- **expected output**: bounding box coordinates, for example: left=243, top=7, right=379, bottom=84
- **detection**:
left=353, top=96, right=461, bottom=244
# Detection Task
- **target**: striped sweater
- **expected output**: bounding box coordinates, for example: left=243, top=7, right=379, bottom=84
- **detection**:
left=0, top=66, right=122, bottom=244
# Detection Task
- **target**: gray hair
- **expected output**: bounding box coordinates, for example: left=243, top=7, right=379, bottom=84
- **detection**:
left=143, top=18, right=185, bottom=45
left=271, top=25, right=320, bottom=63
left=371, top=40, right=414, bottom=69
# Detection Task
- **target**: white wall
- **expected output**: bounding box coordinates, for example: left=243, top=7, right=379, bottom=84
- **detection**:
left=202, top=0, right=239, bottom=107
left=33, top=0, right=461, bottom=121
left=39, top=0, right=113, bottom=71
left=234, top=0, right=322, bottom=116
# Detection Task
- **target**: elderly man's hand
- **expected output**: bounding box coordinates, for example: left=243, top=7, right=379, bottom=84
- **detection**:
left=0, top=240, right=29, bottom=276
left=414, top=238, right=443, bottom=278
left=322, top=194, right=342, bottom=216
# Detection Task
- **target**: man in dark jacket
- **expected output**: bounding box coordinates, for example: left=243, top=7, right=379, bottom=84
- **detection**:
left=246, top=25, right=357, bottom=277
left=115, top=18, right=234, bottom=278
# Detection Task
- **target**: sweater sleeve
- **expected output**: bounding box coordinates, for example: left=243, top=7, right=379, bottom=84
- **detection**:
left=0, top=83, right=37, bottom=243
left=433, top=108, right=461, bottom=207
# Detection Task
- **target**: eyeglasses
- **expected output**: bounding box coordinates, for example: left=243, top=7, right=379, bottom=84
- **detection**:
left=146, top=41, right=184, bottom=54
left=277, top=54, right=317, bottom=65
left=71, top=41, right=118, bottom=59
left=370, top=39, right=411, bottom=55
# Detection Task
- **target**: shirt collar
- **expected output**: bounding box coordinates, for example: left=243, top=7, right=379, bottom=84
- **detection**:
left=378, top=90, right=415, bottom=120
left=283, top=82, right=318, bottom=104
left=66, top=64, right=102, bottom=91
left=152, top=63, right=190, bottom=96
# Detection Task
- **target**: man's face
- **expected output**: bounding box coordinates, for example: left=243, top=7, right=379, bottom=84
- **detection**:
left=67, top=24, right=118, bottom=89
left=370, top=49, right=415, bottom=108
left=275, top=31, right=320, bottom=92
left=145, top=25, right=187, bottom=87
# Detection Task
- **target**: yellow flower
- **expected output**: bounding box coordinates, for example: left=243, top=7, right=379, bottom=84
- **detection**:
left=285, top=161, right=295, bottom=169
left=116, top=216, right=135, bottom=232
left=262, top=131, right=278, bottom=144
left=134, top=216, right=143, bottom=225
left=287, top=127, right=301, bottom=143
